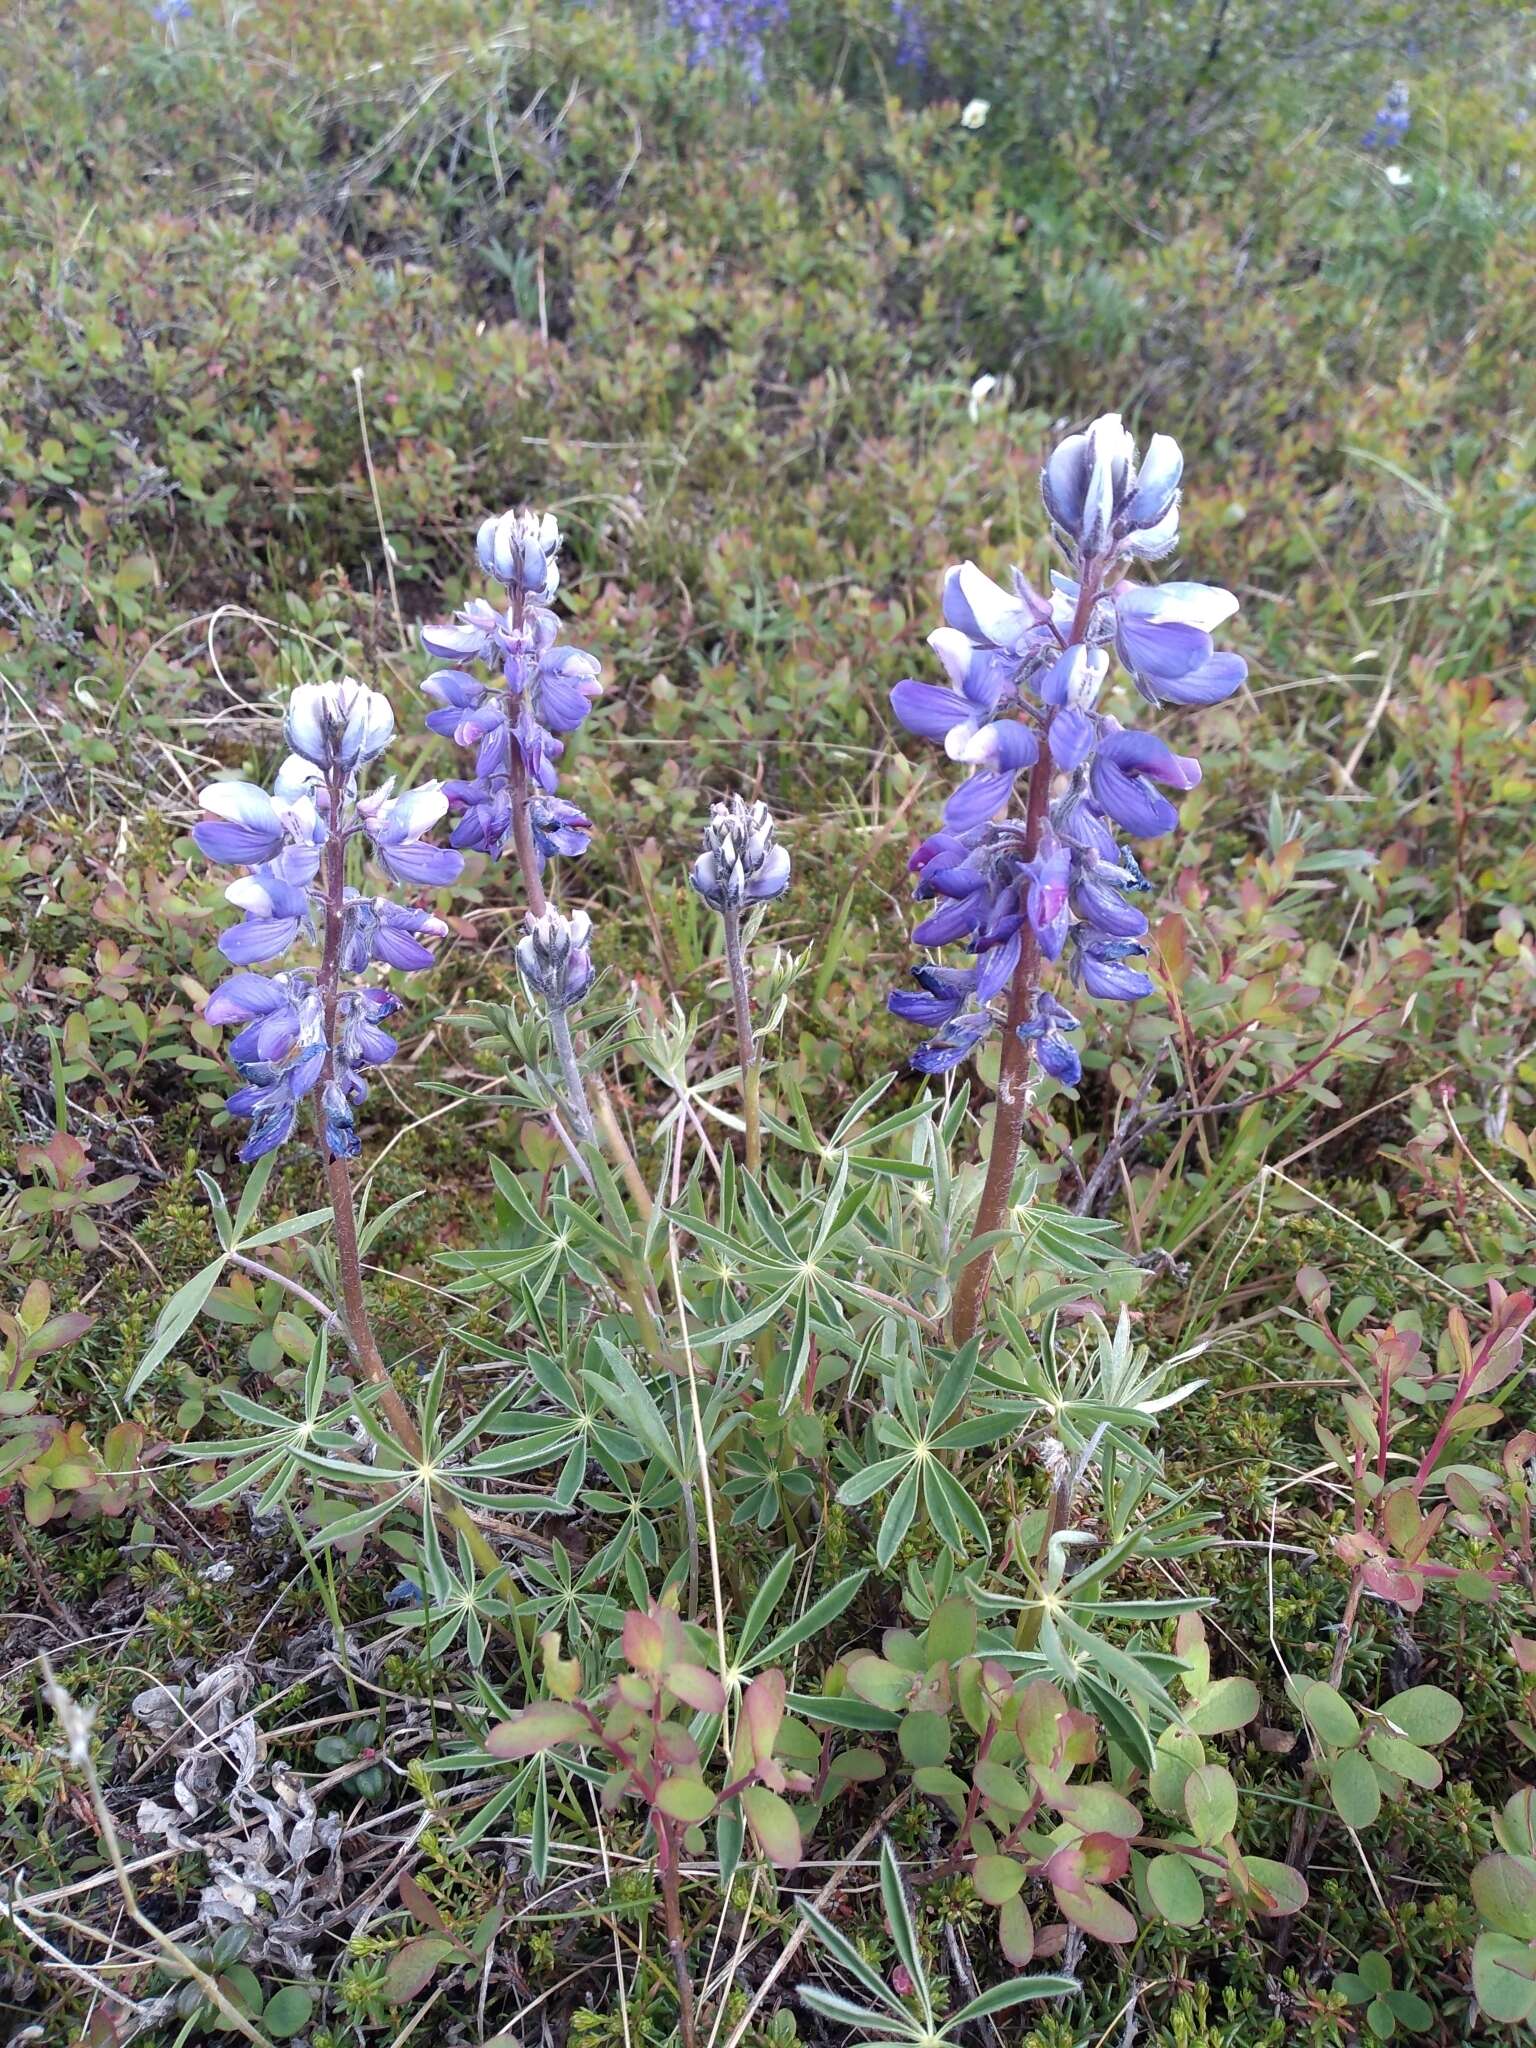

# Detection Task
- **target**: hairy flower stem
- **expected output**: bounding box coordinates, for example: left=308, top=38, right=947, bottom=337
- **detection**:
left=950, top=574, right=1101, bottom=1346
left=720, top=903, right=761, bottom=1175
left=548, top=1005, right=596, bottom=1146
left=507, top=745, right=655, bottom=1220
left=315, top=786, right=500, bottom=1576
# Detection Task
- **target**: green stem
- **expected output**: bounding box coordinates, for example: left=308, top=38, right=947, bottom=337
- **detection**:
left=721, top=902, right=761, bottom=1176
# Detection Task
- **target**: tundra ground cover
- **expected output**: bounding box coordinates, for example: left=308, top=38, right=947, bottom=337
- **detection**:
left=4, top=1, right=1536, bottom=2042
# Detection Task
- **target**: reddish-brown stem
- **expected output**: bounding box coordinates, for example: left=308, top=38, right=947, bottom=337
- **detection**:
left=656, top=1817, right=698, bottom=2048
left=949, top=573, right=1100, bottom=1347
left=315, top=776, right=424, bottom=1457
left=949, top=754, right=1052, bottom=1347
left=314, top=775, right=502, bottom=1576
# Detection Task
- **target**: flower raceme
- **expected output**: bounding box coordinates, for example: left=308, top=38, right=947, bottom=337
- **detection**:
left=888, top=412, right=1244, bottom=1083
left=192, top=677, right=460, bottom=1162
left=421, top=508, right=602, bottom=866
left=689, top=795, right=791, bottom=914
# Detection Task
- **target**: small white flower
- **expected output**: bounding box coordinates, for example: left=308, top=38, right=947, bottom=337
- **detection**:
left=967, top=373, right=998, bottom=423
left=1384, top=164, right=1412, bottom=187
left=960, top=98, right=990, bottom=129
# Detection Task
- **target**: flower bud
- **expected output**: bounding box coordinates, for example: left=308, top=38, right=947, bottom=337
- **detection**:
left=516, top=907, right=595, bottom=1010
left=477, top=508, right=561, bottom=602
left=689, top=794, right=791, bottom=913
left=284, top=678, right=395, bottom=772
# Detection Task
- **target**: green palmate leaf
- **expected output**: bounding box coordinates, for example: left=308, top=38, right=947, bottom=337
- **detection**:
left=1329, top=1749, right=1382, bottom=1830
left=924, top=1460, right=990, bottom=1555
left=878, top=1839, right=930, bottom=2024
left=736, top=1546, right=797, bottom=1657
left=790, top=1690, right=900, bottom=1731
left=795, top=1989, right=911, bottom=2038
left=126, top=1254, right=225, bottom=1399
left=836, top=1454, right=910, bottom=1508
left=876, top=1464, right=921, bottom=1570
left=950, top=1975, right=1079, bottom=2021
left=237, top=1204, right=333, bottom=1250
left=716, top=1800, right=744, bottom=1894
left=794, top=1904, right=906, bottom=2016
left=531, top=1762, right=550, bottom=1885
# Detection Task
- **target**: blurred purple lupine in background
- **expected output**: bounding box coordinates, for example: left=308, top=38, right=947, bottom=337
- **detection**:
left=890, top=0, right=928, bottom=73
left=1361, top=80, right=1410, bottom=149
left=194, top=678, right=461, bottom=1161
left=666, top=0, right=789, bottom=83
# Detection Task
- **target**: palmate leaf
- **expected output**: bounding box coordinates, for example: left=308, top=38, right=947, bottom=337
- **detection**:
left=878, top=1839, right=931, bottom=2025
left=796, top=1898, right=909, bottom=2017
left=951, top=1976, right=1079, bottom=2021
left=876, top=1466, right=922, bottom=1569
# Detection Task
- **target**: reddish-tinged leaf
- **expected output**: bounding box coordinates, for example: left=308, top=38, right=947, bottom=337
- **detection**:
left=998, top=1893, right=1034, bottom=1964
left=1016, top=1679, right=1070, bottom=1764
left=1239, top=1855, right=1308, bottom=1917
left=484, top=1703, right=589, bottom=1757
left=741, top=1785, right=801, bottom=1869
left=31, top=1313, right=97, bottom=1355
left=398, top=1872, right=446, bottom=1932
left=973, top=1853, right=1024, bottom=1905
left=655, top=1772, right=717, bottom=1824
left=743, top=1670, right=785, bottom=1762
left=1076, top=1832, right=1132, bottom=1885
left=1055, top=1881, right=1136, bottom=1945
left=623, top=1609, right=665, bottom=1673
left=382, top=1934, right=458, bottom=2004
left=669, top=1663, right=727, bottom=1715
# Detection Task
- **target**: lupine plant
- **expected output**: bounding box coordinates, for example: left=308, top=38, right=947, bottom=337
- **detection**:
left=665, top=0, right=790, bottom=81
left=118, top=435, right=1522, bottom=2048
left=886, top=413, right=1245, bottom=1341
left=1362, top=79, right=1411, bottom=149
left=191, top=676, right=467, bottom=1478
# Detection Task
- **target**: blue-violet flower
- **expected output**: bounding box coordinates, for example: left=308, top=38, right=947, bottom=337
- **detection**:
left=888, top=411, right=1242, bottom=1082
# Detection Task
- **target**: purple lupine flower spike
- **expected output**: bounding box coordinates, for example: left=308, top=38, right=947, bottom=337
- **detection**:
left=421, top=507, right=603, bottom=869
left=192, top=674, right=459, bottom=1163
left=887, top=411, right=1240, bottom=1084
left=690, top=795, right=791, bottom=913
